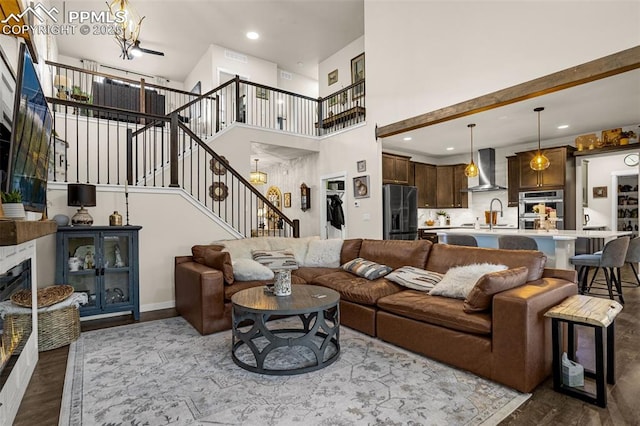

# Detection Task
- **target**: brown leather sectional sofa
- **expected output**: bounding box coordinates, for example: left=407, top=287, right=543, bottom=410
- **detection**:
left=174, top=238, right=577, bottom=393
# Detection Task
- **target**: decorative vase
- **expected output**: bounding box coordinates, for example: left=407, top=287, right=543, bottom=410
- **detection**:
left=273, top=270, right=292, bottom=296
left=2, top=203, right=25, bottom=220
left=438, top=216, right=447, bottom=226
left=619, top=137, right=629, bottom=145
left=109, top=211, right=123, bottom=226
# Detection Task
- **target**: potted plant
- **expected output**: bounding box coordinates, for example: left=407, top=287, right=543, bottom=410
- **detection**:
left=1, top=189, right=25, bottom=219
left=619, top=130, right=637, bottom=145
left=436, top=210, right=447, bottom=226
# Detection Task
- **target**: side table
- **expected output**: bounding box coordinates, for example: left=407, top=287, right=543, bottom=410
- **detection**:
left=545, top=294, right=623, bottom=407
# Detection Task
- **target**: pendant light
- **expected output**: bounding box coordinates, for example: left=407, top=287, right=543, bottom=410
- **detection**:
left=530, top=107, right=550, bottom=171
left=464, top=123, right=479, bottom=177
left=250, top=159, right=267, bottom=185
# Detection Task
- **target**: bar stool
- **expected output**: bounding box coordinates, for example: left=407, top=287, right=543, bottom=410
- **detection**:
left=570, top=236, right=629, bottom=304
left=446, top=235, right=477, bottom=247
left=589, top=236, right=640, bottom=293
left=498, top=235, right=538, bottom=250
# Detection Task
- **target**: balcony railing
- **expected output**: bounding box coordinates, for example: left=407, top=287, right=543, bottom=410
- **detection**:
left=46, top=61, right=365, bottom=138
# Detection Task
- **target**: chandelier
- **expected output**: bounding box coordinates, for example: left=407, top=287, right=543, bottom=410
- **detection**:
left=107, top=0, right=145, bottom=60
left=250, top=159, right=267, bottom=185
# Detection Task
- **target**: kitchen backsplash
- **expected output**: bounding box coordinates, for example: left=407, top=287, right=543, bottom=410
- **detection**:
left=418, top=191, right=519, bottom=227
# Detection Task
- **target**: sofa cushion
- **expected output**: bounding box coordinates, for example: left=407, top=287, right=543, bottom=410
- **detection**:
left=231, top=258, right=274, bottom=281
left=359, top=239, right=432, bottom=269
left=464, top=266, right=529, bottom=313
left=303, top=239, right=343, bottom=267
left=220, top=238, right=271, bottom=261
left=386, top=266, right=444, bottom=292
left=425, top=244, right=547, bottom=282
left=342, top=258, right=393, bottom=280
left=341, top=239, right=363, bottom=264
left=252, top=249, right=298, bottom=270
left=191, top=244, right=225, bottom=264
left=265, top=236, right=320, bottom=263
left=377, top=290, right=492, bottom=335
left=429, top=263, right=508, bottom=300
left=203, top=249, right=234, bottom=285
left=311, top=271, right=403, bottom=305
left=292, top=267, right=342, bottom=283
left=223, top=276, right=306, bottom=301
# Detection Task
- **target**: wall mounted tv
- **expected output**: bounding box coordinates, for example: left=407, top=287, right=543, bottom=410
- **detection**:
left=3, top=43, right=52, bottom=212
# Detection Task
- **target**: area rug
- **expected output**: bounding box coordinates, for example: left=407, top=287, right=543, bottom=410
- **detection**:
left=59, top=317, right=530, bottom=425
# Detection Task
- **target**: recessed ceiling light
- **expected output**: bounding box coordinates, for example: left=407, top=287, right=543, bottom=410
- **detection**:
left=246, top=31, right=260, bottom=40
left=557, top=124, right=569, bottom=129
left=446, top=147, right=454, bottom=151
left=403, top=137, right=412, bottom=141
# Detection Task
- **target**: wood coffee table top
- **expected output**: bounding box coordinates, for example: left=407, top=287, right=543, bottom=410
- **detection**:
left=231, top=285, right=339, bottom=315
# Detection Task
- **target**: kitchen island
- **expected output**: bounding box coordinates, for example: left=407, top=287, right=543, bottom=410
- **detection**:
left=437, top=229, right=632, bottom=269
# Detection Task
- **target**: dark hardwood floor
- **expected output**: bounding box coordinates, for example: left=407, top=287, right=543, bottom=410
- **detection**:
left=13, top=267, right=640, bottom=425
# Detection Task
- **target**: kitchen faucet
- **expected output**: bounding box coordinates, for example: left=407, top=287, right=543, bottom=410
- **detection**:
left=489, top=198, right=503, bottom=231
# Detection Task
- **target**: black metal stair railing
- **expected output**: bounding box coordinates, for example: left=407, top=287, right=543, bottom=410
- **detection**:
left=47, top=97, right=299, bottom=238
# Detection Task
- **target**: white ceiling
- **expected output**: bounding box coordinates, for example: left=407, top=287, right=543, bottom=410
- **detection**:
left=51, top=0, right=364, bottom=82
left=381, top=69, right=640, bottom=158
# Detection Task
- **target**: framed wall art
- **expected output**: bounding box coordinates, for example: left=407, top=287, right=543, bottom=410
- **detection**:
left=357, top=160, right=366, bottom=173
left=284, top=192, right=291, bottom=208
left=353, top=175, right=370, bottom=199
left=328, top=69, right=338, bottom=86
left=256, top=86, right=269, bottom=100
left=592, top=186, right=608, bottom=198
left=351, top=53, right=365, bottom=99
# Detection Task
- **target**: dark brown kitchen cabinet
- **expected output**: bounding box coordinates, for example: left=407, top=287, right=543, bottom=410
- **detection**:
left=517, top=147, right=573, bottom=190
left=453, top=164, right=469, bottom=208
left=507, top=155, right=519, bottom=207
left=435, top=164, right=468, bottom=208
left=382, top=153, right=410, bottom=184
left=413, top=162, right=437, bottom=208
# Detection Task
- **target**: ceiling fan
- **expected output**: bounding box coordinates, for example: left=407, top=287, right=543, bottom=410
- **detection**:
left=130, top=40, right=165, bottom=58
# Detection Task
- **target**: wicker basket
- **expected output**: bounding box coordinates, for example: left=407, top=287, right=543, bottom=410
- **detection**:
left=3, top=305, right=80, bottom=352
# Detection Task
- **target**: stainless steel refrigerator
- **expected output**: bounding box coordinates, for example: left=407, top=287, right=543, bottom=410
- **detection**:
left=383, top=184, right=418, bottom=240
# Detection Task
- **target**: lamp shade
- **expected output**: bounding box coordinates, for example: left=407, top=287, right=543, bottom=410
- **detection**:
left=67, top=184, right=97, bottom=207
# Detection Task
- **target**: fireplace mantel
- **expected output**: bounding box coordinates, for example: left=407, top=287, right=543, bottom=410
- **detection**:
left=0, top=220, right=57, bottom=246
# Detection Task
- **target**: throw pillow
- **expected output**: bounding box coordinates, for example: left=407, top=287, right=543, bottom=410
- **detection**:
left=342, top=258, right=393, bottom=280
left=252, top=249, right=298, bottom=270
left=429, top=263, right=508, bottom=300
left=463, top=266, right=529, bottom=313
left=231, top=258, right=274, bottom=281
left=220, top=238, right=270, bottom=261
left=385, top=266, right=444, bottom=292
left=203, top=249, right=234, bottom=285
left=303, top=239, right=344, bottom=267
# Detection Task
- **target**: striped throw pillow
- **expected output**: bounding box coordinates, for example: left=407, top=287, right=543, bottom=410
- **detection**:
left=385, top=266, right=444, bottom=292
left=252, top=249, right=299, bottom=270
left=342, top=258, right=393, bottom=280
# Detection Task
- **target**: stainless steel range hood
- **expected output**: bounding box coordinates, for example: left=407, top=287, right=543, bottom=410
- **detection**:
left=461, top=148, right=507, bottom=192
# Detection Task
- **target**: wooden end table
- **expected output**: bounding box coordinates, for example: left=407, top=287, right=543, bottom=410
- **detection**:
left=545, top=294, right=623, bottom=407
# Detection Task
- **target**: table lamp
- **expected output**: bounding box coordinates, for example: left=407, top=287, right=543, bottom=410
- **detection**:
left=68, top=183, right=96, bottom=226
left=54, top=74, right=69, bottom=100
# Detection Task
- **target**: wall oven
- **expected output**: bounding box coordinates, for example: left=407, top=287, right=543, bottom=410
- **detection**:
left=519, top=189, right=565, bottom=230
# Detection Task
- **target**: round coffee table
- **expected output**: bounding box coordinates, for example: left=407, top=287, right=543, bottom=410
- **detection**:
left=231, top=285, right=340, bottom=375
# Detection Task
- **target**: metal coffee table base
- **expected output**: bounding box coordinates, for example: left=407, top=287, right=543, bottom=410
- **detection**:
left=232, top=308, right=340, bottom=375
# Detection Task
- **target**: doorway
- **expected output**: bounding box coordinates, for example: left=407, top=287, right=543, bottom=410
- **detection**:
left=320, top=172, right=347, bottom=239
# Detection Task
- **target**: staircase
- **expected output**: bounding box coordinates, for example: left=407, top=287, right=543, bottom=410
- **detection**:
left=46, top=61, right=366, bottom=238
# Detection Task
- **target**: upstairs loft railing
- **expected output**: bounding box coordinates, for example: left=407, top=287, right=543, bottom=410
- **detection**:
left=46, top=61, right=366, bottom=137
left=47, top=97, right=299, bottom=238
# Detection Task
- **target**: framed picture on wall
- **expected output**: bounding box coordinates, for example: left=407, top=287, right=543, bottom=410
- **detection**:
left=284, top=192, right=291, bottom=208
left=357, top=160, right=366, bottom=173
left=328, top=69, right=338, bottom=86
left=256, top=86, right=269, bottom=100
left=351, top=53, right=365, bottom=99
left=593, top=186, right=608, bottom=198
left=353, top=175, right=370, bottom=199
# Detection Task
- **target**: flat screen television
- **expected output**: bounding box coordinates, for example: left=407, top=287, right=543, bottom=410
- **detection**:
left=4, top=44, right=52, bottom=212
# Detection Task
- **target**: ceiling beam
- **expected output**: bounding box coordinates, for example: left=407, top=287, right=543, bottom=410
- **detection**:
left=376, top=45, right=640, bottom=139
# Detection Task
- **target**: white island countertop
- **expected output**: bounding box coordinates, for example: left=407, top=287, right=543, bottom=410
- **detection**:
left=436, top=229, right=632, bottom=269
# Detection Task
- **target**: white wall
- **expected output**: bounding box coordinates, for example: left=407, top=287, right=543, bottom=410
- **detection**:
left=184, top=46, right=214, bottom=95
left=318, top=36, right=364, bottom=98
left=277, top=68, right=318, bottom=98
left=211, top=44, right=278, bottom=86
